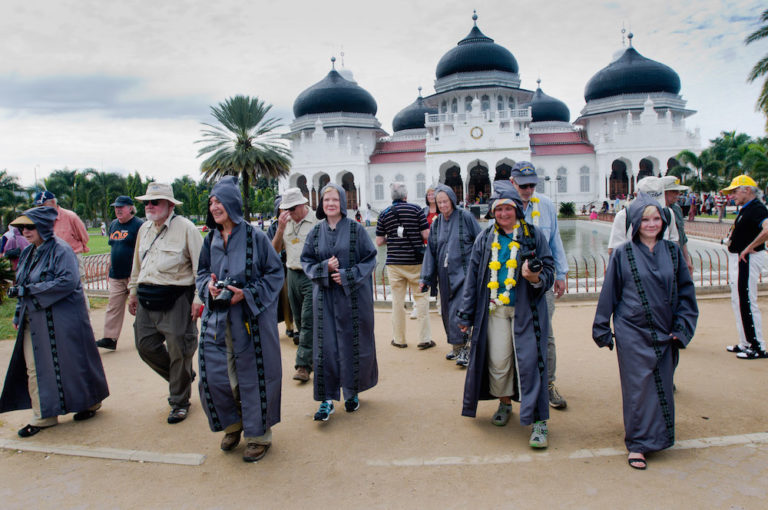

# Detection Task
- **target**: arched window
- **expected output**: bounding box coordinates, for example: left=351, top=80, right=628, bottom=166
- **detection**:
left=416, top=173, right=426, bottom=197
left=497, top=95, right=504, bottom=111
left=557, top=167, right=567, bottom=193
left=451, top=98, right=458, bottom=113
left=441, top=101, right=447, bottom=114
left=580, top=166, right=590, bottom=193
left=374, top=175, right=384, bottom=201
left=535, top=169, right=546, bottom=194
left=395, top=174, right=405, bottom=183
left=509, top=96, right=516, bottom=110
left=465, top=96, right=473, bottom=112
left=481, top=95, right=490, bottom=111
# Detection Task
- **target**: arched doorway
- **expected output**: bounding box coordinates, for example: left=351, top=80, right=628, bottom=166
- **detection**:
left=341, top=172, right=358, bottom=211
left=610, top=160, right=629, bottom=199
left=468, top=161, right=490, bottom=204
left=495, top=158, right=515, bottom=181
left=638, top=158, right=654, bottom=180
left=296, top=175, right=309, bottom=203
left=312, top=173, right=331, bottom=210
left=443, top=165, right=464, bottom=204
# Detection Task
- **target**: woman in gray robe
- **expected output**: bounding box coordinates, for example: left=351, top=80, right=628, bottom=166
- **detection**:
left=592, top=192, right=698, bottom=470
left=197, top=176, right=284, bottom=463
left=0, top=207, right=108, bottom=437
left=301, top=183, right=378, bottom=422
left=420, top=185, right=481, bottom=365
left=458, top=186, right=555, bottom=449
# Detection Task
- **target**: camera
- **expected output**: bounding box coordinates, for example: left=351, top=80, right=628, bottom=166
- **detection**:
left=6, top=286, right=20, bottom=298
left=519, top=247, right=543, bottom=273
left=211, top=278, right=241, bottom=311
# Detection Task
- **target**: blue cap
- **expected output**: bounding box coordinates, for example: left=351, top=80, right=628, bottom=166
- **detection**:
left=510, top=161, right=538, bottom=186
left=34, top=190, right=56, bottom=205
left=110, top=195, right=134, bottom=207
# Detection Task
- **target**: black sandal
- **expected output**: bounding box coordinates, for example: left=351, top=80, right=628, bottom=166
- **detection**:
left=390, top=340, right=407, bottom=348
left=18, top=424, right=53, bottom=438
left=417, top=340, right=436, bottom=350
left=628, top=454, right=647, bottom=470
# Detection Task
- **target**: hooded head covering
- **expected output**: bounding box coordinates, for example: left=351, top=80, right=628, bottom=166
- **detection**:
left=485, top=180, right=525, bottom=220
left=13, top=206, right=59, bottom=242
left=627, top=191, right=668, bottom=241
left=316, top=183, right=347, bottom=220
left=205, top=176, right=244, bottom=230
left=273, top=195, right=282, bottom=217
left=433, top=184, right=458, bottom=213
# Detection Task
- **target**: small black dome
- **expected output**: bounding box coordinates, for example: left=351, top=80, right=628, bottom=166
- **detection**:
left=392, top=94, right=438, bottom=132
left=584, top=45, right=681, bottom=102
left=435, top=17, right=518, bottom=79
left=529, top=84, right=570, bottom=123
left=293, top=68, right=377, bottom=118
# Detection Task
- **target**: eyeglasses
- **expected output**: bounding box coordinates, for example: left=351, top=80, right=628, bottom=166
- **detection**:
left=18, top=225, right=37, bottom=231
left=143, top=199, right=161, bottom=206
left=518, top=184, right=536, bottom=190
left=287, top=206, right=297, bottom=212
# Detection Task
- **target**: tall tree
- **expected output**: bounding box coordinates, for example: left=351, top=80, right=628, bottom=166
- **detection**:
left=196, top=95, right=291, bottom=222
left=746, top=8, right=768, bottom=126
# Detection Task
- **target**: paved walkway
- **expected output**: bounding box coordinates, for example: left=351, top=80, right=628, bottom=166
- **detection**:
left=0, top=295, right=767, bottom=509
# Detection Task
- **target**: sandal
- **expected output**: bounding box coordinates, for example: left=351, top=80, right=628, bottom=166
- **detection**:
left=18, top=424, right=54, bottom=438
left=628, top=454, right=647, bottom=470
left=390, top=340, right=407, bottom=348
left=417, top=340, right=436, bottom=350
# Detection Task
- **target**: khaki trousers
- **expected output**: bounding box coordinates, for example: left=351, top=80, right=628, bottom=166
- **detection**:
left=487, top=306, right=517, bottom=398
left=388, top=264, right=431, bottom=345
left=103, top=278, right=130, bottom=340
left=23, top=319, right=58, bottom=427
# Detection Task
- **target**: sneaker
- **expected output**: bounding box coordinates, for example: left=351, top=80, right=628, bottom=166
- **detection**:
left=455, top=345, right=469, bottom=367
left=313, top=401, right=334, bottom=421
left=726, top=344, right=746, bottom=353
left=491, top=402, right=513, bottom=426
left=529, top=421, right=548, bottom=448
left=167, top=406, right=189, bottom=424
left=96, top=338, right=117, bottom=350
left=548, top=384, right=567, bottom=409
left=445, top=350, right=458, bottom=361
left=344, top=395, right=360, bottom=413
left=736, top=348, right=768, bottom=359
left=409, top=309, right=418, bottom=320
left=292, top=366, right=310, bottom=382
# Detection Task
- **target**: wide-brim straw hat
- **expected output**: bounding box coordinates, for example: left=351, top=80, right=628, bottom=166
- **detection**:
left=135, top=182, right=182, bottom=205
left=9, top=214, right=34, bottom=227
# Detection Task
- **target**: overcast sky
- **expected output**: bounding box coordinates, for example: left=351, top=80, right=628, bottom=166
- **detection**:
left=1, top=0, right=766, bottom=188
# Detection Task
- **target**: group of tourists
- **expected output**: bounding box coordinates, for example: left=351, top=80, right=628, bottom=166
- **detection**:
left=1, top=164, right=766, bottom=469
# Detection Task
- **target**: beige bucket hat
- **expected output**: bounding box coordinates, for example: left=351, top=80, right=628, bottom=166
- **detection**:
left=135, top=182, right=182, bottom=205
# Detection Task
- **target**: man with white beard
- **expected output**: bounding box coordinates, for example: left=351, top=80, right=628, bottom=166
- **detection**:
left=128, top=183, right=203, bottom=424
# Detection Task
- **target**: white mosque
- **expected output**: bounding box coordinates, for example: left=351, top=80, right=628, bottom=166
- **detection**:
left=280, top=12, right=701, bottom=213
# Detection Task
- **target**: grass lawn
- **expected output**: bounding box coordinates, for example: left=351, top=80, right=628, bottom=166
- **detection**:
left=0, top=297, right=108, bottom=341
left=86, top=228, right=111, bottom=255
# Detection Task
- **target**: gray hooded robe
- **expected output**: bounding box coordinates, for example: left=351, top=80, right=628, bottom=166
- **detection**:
left=0, top=207, right=109, bottom=417
left=196, top=176, right=284, bottom=438
left=592, top=192, right=698, bottom=453
left=420, top=185, right=482, bottom=344
left=458, top=187, right=554, bottom=426
left=301, top=183, right=378, bottom=401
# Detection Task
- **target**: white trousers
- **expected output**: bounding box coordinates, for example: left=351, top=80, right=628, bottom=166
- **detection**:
left=728, top=251, right=766, bottom=352
left=487, top=306, right=517, bottom=398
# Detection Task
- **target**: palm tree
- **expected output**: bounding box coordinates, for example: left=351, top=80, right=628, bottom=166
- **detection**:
left=746, top=8, right=768, bottom=125
left=196, top=95, right=291, bottom=222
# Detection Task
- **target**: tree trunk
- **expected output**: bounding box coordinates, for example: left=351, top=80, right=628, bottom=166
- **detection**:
left=242, top=172, right=251, bottom=223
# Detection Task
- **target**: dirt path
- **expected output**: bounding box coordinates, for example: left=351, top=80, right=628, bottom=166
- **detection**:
left=0, top=297, right=767, bottom=509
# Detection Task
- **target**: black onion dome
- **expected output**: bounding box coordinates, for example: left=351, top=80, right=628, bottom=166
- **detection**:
left=392, top=93, right=438, bottom=132
left=584, top=46, right=681, bottom=102
left=529, top=84, right=570, bottom=122
left=293, top=69, right=377, bottom=118
left=435, top=16, right=519, bottom=79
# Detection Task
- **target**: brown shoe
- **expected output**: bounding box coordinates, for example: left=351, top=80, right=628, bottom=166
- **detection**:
left=243, top=443, right=269, bottom=463
left=292, top=366, right=310, bottom=382
left=220, top=431, right=241, bottom=451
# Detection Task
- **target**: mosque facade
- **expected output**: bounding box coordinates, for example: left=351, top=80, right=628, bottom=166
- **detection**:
left=280, top=14, right=700, bottom=213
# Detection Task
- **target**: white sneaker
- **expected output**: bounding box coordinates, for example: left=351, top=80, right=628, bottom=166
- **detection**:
left=529, top=421, right=548, bottom=448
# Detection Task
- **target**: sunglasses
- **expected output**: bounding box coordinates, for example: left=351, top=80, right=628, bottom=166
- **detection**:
left=18, top=224, right=37, bottom=231
left=518, top=184, right=536, bottom=189
left=143, top=199, right=162, bottom=206
left=287, top=206, right=298, bottom=212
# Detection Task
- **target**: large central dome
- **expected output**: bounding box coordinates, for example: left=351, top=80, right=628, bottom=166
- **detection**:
left=435, top=13, right=518, bottom=79
left=293, top=63, right=378, bottom=118
left=584, top=39, right=681, bottom=102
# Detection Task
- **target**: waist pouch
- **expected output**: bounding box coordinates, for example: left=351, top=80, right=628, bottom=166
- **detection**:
left=137, top=284, right=192, bottom=311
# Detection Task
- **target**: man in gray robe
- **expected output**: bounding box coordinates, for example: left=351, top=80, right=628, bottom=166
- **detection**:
left=419, top=184, right=481, bottom=365
left=593, top=192, right=698, bottom=464
left=301, top=183, right=378, bottom=421
left=1, top=206, right=109, bottom=437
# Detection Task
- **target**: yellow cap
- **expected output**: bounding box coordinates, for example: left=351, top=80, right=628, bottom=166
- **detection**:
left=721, top=174, right=757, bottom=193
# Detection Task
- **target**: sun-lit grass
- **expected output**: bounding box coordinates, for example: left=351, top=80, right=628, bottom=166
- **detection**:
left=0, top=296, right=108, bottom=341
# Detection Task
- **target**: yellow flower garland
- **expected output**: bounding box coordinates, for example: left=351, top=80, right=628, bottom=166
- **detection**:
left=488, top=223, right=521, bottom=311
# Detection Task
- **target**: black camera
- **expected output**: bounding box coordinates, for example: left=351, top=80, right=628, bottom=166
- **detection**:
left=519, top=247, right=542, bottom=273
left=211, top=278, right=241, bottom=311
left=6, top=286, right=20, bottom=298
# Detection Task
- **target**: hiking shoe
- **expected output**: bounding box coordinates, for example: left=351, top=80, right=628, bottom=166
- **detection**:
left=167, top=406, right=189, bottom=424
left=314, top=401, right=334, bottom=421
left=96, top=338, right=117, bottom=350
left=726, top=344, right=746, bottom=353
left=529, top=421, right=548, bottom=448
left=491, top=402, right=513, bottom=426
left=736, top=348, right=768, bottom=359
left=548, top=384, right=567, bottom=409
left=220, top=431, right=241, bottom=451
left=445, top=350, right=458, bottom=361
left=293, top=366, right=310, bottom=382
left=344, top=395, right=360, bottom=413
left=455, top=345, right=469, bottom=367
left=242, top=443, right=269, bottom=463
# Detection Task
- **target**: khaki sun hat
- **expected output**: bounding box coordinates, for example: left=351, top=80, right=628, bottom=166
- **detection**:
left=279, top=187, right=309, bottom=210
left=135, top=182, right=182, bottom=205
left=9, top=214, right=34, bottom=227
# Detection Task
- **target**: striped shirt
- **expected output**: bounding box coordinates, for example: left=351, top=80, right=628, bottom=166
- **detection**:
left=376, top=201, right=429, bottom=265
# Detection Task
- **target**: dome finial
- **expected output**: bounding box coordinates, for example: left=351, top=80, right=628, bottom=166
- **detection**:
left=330, top=56, right=336, bottom=70
left=628, top=32, right=634, bottom=47
left=536, top=77, right=541, bottom=88
left=417, top=86, right=423, bottom=97
left=472, top=10, right=478, bottom=25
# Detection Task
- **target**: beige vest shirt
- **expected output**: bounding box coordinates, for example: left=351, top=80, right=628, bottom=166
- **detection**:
left=283, top=214, right=317, bottom=270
